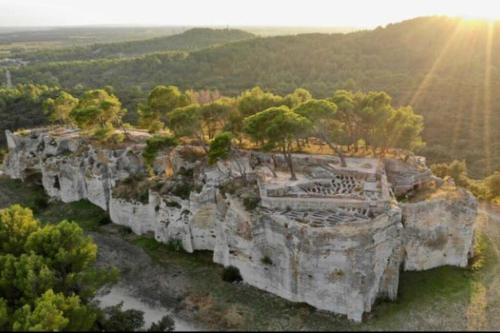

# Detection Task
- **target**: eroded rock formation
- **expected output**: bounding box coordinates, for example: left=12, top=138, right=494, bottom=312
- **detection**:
left=2, top=128, right=477, bottom=322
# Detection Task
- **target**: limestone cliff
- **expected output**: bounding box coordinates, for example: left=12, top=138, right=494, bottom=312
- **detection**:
left=2, top=128, right=477, bottom=322
left=401, top=185, right=477, bottom=270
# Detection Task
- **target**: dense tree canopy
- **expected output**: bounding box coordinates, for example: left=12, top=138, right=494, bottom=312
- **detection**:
left=70, top=89, right=126, bottom=141
left=0, top=84, right=62, bottom=146
left=208, top=132, right=233, bottom=165
left=0, top=205, right=117, bottom=331
left=293, top=99, right=346, bottom=165
left=244, top=106, right=312, bottom=180
left=11, top=28, right=255, bottom=64
left=43, top=91, right=79, bottom=125
left=138, top=85, right=190, bottom=132
left=6, top=17, right=499, bottom=176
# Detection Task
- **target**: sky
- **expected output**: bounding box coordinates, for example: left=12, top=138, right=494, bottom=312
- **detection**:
left=0, top=0, right=499, bottom=28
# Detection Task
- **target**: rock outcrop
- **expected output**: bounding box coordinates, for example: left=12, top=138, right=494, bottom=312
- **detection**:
left=401, top=185, right=477, bottom=270
left=2, top=128, right=477, bottom=322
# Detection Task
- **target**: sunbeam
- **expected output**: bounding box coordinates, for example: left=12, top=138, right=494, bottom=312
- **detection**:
left=482, top=21, right=494, bottom=175
left=408, top=20, right=465, bottom=107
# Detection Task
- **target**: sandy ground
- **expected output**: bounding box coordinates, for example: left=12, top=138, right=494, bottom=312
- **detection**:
left=95, top=286, right=196, bottom=331
left=89, top=229, right=203, bottom=331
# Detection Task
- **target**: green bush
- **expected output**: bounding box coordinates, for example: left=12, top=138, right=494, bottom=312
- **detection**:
left=97, top=302, right=145, bottom=332
left=0, top=205, right=117, bottom=331
left=0, top=149, right=6, bottom=164
left=98, top=215, right=112, bottom=225
left=165, top=201, right=181, bottom=208
left=243, top=196, right=260, bottom=210
left=119, top=226, right=134, bottom=235
left=208, top=132, right=232, bottom=165
left=261, top=256, right=273, bottom=266
left=171, top=182, right=193, bottom=200
left=222, top=265, right=243, bottom=283
left=135, top=237, right=162, bottom=252
left=33, top=196, right=49, bottom=211
left=166, top=239, right=184, bottom=252
left=485, top=172, right=500, bottom=199
left=148, top=314, right=175, bottom=332
left=143, top=135, right=178, bottom=169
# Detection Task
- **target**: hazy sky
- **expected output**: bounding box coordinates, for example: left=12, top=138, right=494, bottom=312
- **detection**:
left=0, top=0, right=499, bottom=28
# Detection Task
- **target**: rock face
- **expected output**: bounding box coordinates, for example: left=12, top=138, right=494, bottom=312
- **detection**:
left=385, top=157, right=433, bottom=196
left=2, top=128, right=478, bottom=322
left=213, top=197, right=403, bottom=321
left=401, top=186, right=477, bottom=270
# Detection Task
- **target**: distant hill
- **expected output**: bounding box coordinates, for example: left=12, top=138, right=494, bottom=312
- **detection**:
left=10, top=28, right=255, bottom=63
left=5, top=16, right=500, bottom=177
left=241, top=26, right=360, bottom=36
left=0, top=26, right=190, bottom=56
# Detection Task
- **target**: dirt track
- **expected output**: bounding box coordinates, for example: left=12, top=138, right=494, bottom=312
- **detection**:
left=90, top=228, right=202, bottom=331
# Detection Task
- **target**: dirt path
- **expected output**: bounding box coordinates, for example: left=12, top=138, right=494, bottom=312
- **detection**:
left=89, top=228, right=204, bottom=331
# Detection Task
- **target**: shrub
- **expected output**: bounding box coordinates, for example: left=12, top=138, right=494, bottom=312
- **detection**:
left=97, top=302, right=145, bottom=332
left=109, top=132, right=125, bottom=144
left=431, top=162, right=449, bottom=179
left=165, top=201, right=181, bottom=209
left=33, top=196, right=49, bottom=211
left=208, top=132, right=232, bottom=165
left=119, top=226, right=134, bottom=235
left=93, top=125, right=114, bottom=143
left=0, top=149, right=6, bottom=164
left=166, top=239, right=183, bottom=252
left=261, top=256, right=273, bottom=266
left=135, top=237, right=161, bottom=252
left=177, top=167, right=194, bottom=178
left=171, top=182, right=193, bottom=200
left=148, top=314, right=175, bottom=332
left=222, top=265, right=242, bottom=283
left=431, top=160, right=468, bottom=186
left=143, top=135, right=178, bottom=169
left=98, top=215, right=112, bottom=226
left=243, top=196, right=260, bottom=210
left=469, top=233, right=488, bottom=272
left=485, top=171, right=500, bottom=199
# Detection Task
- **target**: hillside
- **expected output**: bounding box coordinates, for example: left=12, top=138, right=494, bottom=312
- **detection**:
left=9, top=28, right=256, bottom=63
left=4, top=16, right=500, bottom=177
left=0, top=26, right=190, bottom=57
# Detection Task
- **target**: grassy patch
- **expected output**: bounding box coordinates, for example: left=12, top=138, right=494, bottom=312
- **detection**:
left=0, top=176, right=47, bottom=210
left=37, top=199, right=108, bottom=231
left=133, top=236, right=163, bottom=252
left=0, top=176, right=107, bottom=231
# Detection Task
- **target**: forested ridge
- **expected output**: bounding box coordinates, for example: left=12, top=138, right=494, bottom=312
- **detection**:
left=10, top=28, right=255, bottom=63
left=2, top=16, right=500, bottom=177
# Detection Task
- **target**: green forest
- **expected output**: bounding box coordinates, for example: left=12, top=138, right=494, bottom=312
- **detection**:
left=10, top=28, right=255, bottom=63
left=2, top=13, right=500, bottom=331
left=2, top=16, right=500, bottom=178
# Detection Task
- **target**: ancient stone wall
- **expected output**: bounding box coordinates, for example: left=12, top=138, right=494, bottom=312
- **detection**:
left=213, top=196, right=403, bottom=321
left=2, top=128, right=477, bottom=322
left=401, top=187, right=477, bottom=270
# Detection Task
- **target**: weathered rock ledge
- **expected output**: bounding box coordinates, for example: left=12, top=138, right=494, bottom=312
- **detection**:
left=2, top=128, right=477, bottom=322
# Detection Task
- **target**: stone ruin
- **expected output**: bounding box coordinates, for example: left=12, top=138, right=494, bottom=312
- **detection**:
left=2, top=128, right=477, bottom=322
